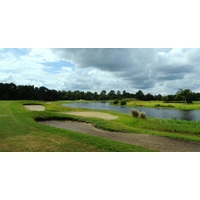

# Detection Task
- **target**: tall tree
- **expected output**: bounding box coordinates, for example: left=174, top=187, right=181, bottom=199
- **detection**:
left=176, top=89, right=192, bottom=103
left=108, top=90, right=116, bottom=99
left=144, top=93, right=155, bottom=101
left=135, top=90, right=145, bottom=100
left=117, top=91, right=122, bottom=100
left=99, top=90, right=107, bottom=100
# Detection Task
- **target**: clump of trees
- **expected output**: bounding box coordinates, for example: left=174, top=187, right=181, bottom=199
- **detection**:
left=0, top=83, right=62, bottom=101
left=176, top=89, right=193, bottom=104
left=0, top=83, right=200, bottom=103
left=162, top=89, right=198, bottom=103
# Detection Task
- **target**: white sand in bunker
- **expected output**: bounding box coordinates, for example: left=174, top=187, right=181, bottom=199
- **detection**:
left=24, top=105, right=45, bottom=111
left=65, top=111, right=118, bottom=120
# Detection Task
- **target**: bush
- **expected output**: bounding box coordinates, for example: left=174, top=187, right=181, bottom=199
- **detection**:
left=113, top=100, right=119, bottom=105
left=131, top=109, right=139, bottom=118
left=139, top=111, right=146, bottom=119
left=120, top=100, right=127, bottom=105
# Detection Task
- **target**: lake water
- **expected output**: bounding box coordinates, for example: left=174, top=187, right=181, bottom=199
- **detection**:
left=63, top=102, right=200, bottom=121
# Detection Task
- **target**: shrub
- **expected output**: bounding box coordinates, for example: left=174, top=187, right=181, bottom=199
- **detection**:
left=139, top=111, right=146, bottom=119
left=131, top=109, right=139, bottom=118
left=113, top=100, right=119, bottom=105
left=120, top=100, right=127, bottom=105
left=186, top=100, right=193, bottom=104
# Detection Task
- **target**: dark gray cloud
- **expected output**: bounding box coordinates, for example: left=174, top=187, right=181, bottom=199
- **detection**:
left=158, top=65, right=193, bottom=73
left=155, top=64, right=195, bottom=81
left=54, top=48, right=161, bottom=71
left=51, top=48, right=200, bottom=93
left=52, top=48, right=161, bottom=90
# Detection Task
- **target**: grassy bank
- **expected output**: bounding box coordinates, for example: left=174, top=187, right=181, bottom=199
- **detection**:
left=126, top=100, right=200, bottom=110
left=0, top=101, right=152, bottom=152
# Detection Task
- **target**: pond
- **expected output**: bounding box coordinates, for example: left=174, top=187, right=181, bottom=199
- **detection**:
left=63, top=102, right=200, bottom=121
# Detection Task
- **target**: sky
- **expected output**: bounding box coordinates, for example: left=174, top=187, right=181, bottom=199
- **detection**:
left=0, top=48, right=200, bottom=95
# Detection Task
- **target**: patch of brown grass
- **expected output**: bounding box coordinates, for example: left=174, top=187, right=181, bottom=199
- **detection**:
left=0, top=134, right=103, bottom=152
left=140, top=111, right=146, bottom=119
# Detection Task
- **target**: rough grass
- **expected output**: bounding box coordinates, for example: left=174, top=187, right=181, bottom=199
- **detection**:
left=131, top=109, right=146, bottom=119
left=131, top=109, right=139, bottom=118
left=139, top=111, right=146, bottom=119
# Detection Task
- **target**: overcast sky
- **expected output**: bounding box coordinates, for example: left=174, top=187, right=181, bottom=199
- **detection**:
left=0, top=48, right=199, bottom=95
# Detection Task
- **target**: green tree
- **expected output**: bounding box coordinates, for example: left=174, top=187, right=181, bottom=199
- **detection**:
left=176, top=89, right=192, bottom=103
left=93, top=92, right=99, bottom=100
left=144, top=93, right=155, bottom=101
left=135, top=90, right=145, bottom=100
left=117, top=90, right=122, bottom=100
left=99, top=90, right=107, bottom=100
left=108, top=90, right=116, bottom=99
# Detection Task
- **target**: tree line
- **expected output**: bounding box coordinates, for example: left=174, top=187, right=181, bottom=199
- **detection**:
left=1, top=82, right=200, bottom=102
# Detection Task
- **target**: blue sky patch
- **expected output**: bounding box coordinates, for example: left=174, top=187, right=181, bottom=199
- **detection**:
left=1, top=48, right=31, bottom=56
left=43, top=60, right=75, bottom=73
left=44, top=60, right=75, bottom=68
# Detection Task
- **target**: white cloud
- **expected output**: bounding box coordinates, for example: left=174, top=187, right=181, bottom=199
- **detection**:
left=1, top=48, right=200, bottom=95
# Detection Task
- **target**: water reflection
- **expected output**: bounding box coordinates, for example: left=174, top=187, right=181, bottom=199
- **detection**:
left=64, top=102, right=200, bottom=121
left=179, top=110, right=194, bottom=121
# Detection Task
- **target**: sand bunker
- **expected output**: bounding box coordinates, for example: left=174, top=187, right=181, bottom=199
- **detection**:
left=24, top=105, right=45, bottom=111
left=65, top=111, right=118, bottom=120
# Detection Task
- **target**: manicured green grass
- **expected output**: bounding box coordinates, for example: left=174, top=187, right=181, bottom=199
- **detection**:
left=0, top=101, right=152, bottom=152
left=2, top=100, right=200, bottom=152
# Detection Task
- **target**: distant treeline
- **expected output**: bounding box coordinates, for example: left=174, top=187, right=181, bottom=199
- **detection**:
left=1, top=82, right=200, bottom=102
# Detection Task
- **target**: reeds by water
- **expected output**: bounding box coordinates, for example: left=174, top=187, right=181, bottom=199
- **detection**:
left=131, top=109, right=146, bottom=119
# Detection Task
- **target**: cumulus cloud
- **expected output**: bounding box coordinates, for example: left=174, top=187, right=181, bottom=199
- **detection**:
left=1, top=48, right=200, bottom=94
left=53, top=48, right=160, bottom=72
left=52, top=48, right=200, bottom=93
left=155, top=64, right=194, bottom=81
